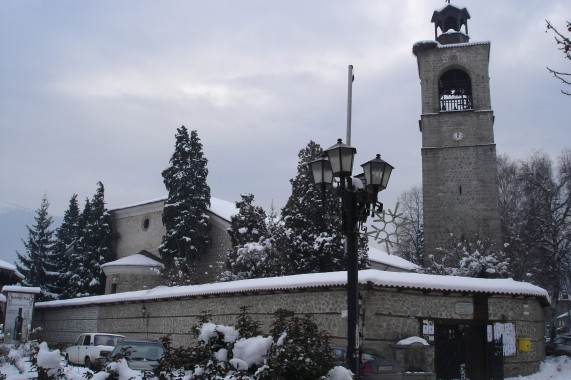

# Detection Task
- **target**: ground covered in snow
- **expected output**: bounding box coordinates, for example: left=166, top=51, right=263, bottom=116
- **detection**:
left=0, top=342, right=569, bottom=379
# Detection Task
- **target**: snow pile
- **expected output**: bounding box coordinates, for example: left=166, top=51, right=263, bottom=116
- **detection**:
left=198, top=322, right=240, bottom=343
left=36, top=342, right=61, bottom=370
left=232, top=336, right=273, bottom=368
left=327, top=366, right=354, bottom=380
left=396, top=336, right=429, bottom=346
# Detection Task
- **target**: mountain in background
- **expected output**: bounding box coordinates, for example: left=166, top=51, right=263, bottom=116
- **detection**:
left=0, top=205, right=62, bottom=265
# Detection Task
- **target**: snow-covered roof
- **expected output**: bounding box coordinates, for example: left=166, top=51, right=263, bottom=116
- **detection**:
left=0, top=259, right=24, bottom=279
left=209, top=197, right=238, bottom=221
left=111, top=196, right=237, bottom=221
left=35, top=269, right=549, bottom=309
left=101, top=254, right=164, bottom=268
left=2, top=285, right=42, bottom=294
left=367, top=247, right=419, bottom=271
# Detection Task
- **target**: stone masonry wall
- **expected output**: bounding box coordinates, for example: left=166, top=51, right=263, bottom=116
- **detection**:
left=105, top=271, right=163, bottom=294
left=422, top=143, right=502, bottom=257
left=35, top=306, right=99, bottom=347
left=489, top=296, right=546, bottom=376
left=34, top=286, right=545, bottom=377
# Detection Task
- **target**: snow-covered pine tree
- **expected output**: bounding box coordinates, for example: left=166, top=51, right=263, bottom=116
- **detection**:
left=62, top=198, right=90, bottom=299
left=16, top=194, right=56, bottom=301
left=279, top=141, right=369, bottom=275
left=222, top=193, right=277, bottom=281
left=160, top=126, right=211, bottom=285
left=64, top=183, right=114, bottom=298
left=50, top=194, right=81, bottom=299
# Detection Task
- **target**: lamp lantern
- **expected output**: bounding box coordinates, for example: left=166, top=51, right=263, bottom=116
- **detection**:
left=361, top=154, right=394, bottom=192
left=325, top=139, right=357, bottom=178
left=308, top=156, right=333, bottom=185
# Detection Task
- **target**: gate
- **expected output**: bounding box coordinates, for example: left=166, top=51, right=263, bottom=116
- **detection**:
left=435, top=323, right=504, bottom=380
left=488, top=335, right=504, bottom=380
left=435, top=324, right=466, bottom=380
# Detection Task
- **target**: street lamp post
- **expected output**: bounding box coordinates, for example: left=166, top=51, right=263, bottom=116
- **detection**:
left=309, top=140, right=393, bottom=376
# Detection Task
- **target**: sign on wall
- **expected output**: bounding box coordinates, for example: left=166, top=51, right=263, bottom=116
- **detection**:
left=2, top=289, right=37, bottom=344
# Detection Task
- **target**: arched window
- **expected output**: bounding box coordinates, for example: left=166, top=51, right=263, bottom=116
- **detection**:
left=438, top=69, right=473, bottom=111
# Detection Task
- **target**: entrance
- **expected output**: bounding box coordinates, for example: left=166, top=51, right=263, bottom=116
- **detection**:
left=435, top=322, right=503, bottom=380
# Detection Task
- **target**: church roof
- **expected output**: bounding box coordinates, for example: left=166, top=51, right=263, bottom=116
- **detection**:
left=111, top=196, right=238, bottom=222
left=101, top=252, right=164, bottom=269
left=367, top=247, right=419, bottom=272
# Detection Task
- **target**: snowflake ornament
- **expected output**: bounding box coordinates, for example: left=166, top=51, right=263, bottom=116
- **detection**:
left=367, top=202, right=415, bottom=254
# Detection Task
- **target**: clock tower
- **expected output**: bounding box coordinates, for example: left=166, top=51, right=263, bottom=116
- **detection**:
left=413, top=4, right=502, bottom=265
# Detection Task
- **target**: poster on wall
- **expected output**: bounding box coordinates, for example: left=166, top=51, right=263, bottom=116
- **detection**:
left=494, top=322, right=517, bottom=356
left=2, top=287, right=40, bottom=344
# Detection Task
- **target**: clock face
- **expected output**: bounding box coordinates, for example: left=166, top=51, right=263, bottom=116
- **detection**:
left=453, top=131, right=464, bottom=141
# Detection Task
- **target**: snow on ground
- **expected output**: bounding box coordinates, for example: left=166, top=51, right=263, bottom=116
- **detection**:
left=0, top=343, right=570, bottom=380
left=506, top=355, right=571, bottom=380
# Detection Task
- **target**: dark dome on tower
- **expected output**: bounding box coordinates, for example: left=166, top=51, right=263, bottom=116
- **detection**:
left=431, top=4, right=470, bottom=44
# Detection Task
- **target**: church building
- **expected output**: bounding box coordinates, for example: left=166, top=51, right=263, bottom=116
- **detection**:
left=101, top=197, right=237, bottom=293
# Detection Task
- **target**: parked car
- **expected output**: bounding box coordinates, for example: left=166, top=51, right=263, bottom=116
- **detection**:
left=106, top=338, right=165, bottom=371
left=64, top=333, right=124, bottom=369
left=332, top=347, right=403, bottom=380
left=546, top=335, right=571, bottom=356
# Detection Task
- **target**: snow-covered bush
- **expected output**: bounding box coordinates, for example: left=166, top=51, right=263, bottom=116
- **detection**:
left=426, top=235, right=510, bottom=278
left=153, top=308, right=339, bottom=380
left=255, top=309, right=336, bottom=380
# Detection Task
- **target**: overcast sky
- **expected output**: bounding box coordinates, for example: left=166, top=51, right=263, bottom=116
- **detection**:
left=1, top=0, right=569, bottom=220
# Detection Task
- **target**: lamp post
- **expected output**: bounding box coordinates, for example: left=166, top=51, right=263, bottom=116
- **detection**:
left=309, top=140, right=393, bottom=375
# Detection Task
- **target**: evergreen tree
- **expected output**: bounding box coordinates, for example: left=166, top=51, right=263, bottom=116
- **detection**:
left=222, top=193, right=279, bottom=281
left=51, top=194, right=81, bottom=299
left=64, top=183, right=114, bottom=298
left=160, top=126, right=211, bottom=285
left=279, top=141, right=369, bottom=275
left=16, top=194, right=56, bottom=301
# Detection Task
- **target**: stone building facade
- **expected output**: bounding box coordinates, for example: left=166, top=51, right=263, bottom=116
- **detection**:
left=35, top=269, right=548, bottom=379
left=414, top=4, right=503, bottom=263
left=103, top=197, right=236, bottom=293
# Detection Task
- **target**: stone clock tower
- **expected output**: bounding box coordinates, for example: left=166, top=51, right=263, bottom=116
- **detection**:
left=413, top=4, right=502, bottom=264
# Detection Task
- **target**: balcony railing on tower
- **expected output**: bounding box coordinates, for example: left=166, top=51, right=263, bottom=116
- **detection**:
left=440, top=93, right=473, bottom=111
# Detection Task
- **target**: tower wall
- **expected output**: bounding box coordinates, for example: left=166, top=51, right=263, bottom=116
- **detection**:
left=415, top=42, right=502, bottom=262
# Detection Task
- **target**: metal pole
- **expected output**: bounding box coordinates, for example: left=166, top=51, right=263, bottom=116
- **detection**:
left=346, top=65, right=353, bottom=146
left=343, top=188, right=360, bottom=375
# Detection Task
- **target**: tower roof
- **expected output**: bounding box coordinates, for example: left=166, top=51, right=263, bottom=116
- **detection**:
left=431, top=4, right=471, bottom=44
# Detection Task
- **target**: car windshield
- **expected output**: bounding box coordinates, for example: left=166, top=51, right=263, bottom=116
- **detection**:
left=113, top=342, right=164, bottom=361
left=94, top=335, right=122, bottom=346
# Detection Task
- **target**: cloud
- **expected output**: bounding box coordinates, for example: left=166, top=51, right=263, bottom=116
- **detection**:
left=0, top=0, right=568, bottom=225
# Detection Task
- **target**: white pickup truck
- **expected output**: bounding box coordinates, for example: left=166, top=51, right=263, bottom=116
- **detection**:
left=64, top=333, right=124, bottom=368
